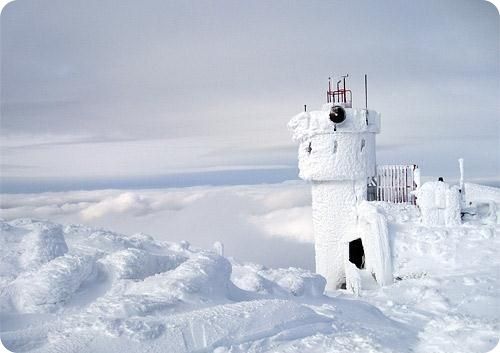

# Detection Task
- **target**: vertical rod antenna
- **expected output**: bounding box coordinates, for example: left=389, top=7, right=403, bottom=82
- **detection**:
left=364, top=74, right=368, bottom=110
left=343, top=76, right=346, bottom=102
left=304, top=104, right=307, bottom=112
left=328, top=77, right=332, bottom=103
left=336, top=80, right=341, bottom=104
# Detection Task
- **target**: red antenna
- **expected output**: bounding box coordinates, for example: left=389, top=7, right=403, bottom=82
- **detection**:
left=326, top=74, right=352, bottom=108
left=341, top=74, right=348, bottom=103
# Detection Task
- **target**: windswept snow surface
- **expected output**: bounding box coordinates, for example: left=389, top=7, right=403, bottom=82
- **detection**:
left=0, top=219, right=412, bottom=353
left=0, top=182, right=499, bottom=352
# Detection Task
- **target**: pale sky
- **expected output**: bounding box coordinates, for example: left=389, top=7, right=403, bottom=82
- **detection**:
left=1, top=0, right=499, bottom=191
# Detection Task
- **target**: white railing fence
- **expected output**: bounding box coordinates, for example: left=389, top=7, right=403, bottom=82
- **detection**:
left=372, top=165, right=419, bottom=204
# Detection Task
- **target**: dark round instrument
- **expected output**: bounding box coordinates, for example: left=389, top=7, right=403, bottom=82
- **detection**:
left=329, top=105, right=346, bottom=124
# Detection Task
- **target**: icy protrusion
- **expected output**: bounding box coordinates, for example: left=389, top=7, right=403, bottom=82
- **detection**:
left=445, top=186, right=462, bottom=226
left=414, top=167, right=421, bottom=190
left=19, top=222, right=68, bottom=270
left=213, top=241, right=224, bottom=257
left=458, top=158, right=465, bottom=206
left=357, top=201, right=393, bottom=286
left=414, top=181, right=462, bottom=227
left=345, top=260, right=361, bottom=296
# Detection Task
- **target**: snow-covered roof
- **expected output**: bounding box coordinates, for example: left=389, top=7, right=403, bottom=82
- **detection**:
left=288, top=104, right=380, bottom=142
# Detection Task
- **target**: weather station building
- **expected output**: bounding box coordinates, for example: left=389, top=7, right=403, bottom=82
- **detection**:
left=288, top=75, right=419, bottom=292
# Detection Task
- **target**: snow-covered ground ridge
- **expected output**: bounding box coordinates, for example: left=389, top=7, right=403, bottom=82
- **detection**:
left=0, top=181, right=499, bottom=352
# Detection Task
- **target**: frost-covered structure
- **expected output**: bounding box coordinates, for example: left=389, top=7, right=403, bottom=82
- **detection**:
left=288, top=79, right=392, bottom=291
left=414, top=180, right=461, bottom=226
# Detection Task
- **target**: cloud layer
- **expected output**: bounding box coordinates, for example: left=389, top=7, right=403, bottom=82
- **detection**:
left=1, top=0, right=498, bottom=183
left=0, top=182, right=315, bottom=269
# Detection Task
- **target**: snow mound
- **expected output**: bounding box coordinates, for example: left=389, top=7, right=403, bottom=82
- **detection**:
left=99, top=248, right=186, bottom=280
left=86, top=229, right=158, bottom=252
left=8, top=220, right=68, bottom=270
left=1, top=204, right=498, bottom=353
left=124, top=251, right=233, bottom=303
left=3, top=254, right=96, bottom=313
left=232, top=263, right=326, bottom=297
left=0, top=220, right=68, bottom=289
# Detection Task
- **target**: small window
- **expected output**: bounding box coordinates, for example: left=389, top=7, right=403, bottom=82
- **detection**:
left=333, top=140, right=338, bottom=153
left=361, top=139, right=366, bottom=152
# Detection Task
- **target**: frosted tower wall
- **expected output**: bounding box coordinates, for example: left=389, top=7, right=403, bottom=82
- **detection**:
left=288, top=104, right=380, bottom=291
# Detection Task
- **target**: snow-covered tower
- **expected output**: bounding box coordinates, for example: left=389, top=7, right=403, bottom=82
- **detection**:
left=288, top=76, right=383, bottom=291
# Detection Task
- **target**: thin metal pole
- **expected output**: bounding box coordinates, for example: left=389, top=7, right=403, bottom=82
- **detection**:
left=364, top=74, right=368, bottom=110
left=343, top=76, right=346, bottom=102
left=328, top=77, right=332, bottom=103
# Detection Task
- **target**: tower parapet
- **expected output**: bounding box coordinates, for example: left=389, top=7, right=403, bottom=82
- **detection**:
left=288, top=105, right=380, bottom=181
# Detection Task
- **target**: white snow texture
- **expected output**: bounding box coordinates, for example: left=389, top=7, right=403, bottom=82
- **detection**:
left=0, top=181, right=499, bottom=352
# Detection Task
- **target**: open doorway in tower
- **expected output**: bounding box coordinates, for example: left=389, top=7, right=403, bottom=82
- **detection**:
left=349, top=238, right=365, bottom=269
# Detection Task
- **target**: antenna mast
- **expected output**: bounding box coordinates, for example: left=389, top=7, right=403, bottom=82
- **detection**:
left=364, top=74, right=368, bottom=110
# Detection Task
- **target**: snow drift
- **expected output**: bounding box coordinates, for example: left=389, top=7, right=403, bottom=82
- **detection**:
left=0, top=180, right=499, bottom=352
left=0, top=218, right=414, bottom=352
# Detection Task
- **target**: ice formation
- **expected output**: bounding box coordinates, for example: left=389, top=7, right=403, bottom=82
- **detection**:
left=0, top=181, right=499, bottom=353
left=288, top=106, right=380, bottom=181
left=288, top=102, right=385, bottom=291
left=355, top=201, right=393, bottom=286
left=414, top=181, right=461, bottom=226
left=0, top=219, right=413, bottom=352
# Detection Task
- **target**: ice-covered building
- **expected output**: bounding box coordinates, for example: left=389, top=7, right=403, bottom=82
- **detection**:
left=288, top=76, right=393, bottom=291
left=288, top=76, right=467, bottom=292
left=413, top=180, right=461, bottom=227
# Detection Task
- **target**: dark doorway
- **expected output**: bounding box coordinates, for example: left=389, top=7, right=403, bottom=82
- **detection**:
left=349, top=238, right=365, bottom=269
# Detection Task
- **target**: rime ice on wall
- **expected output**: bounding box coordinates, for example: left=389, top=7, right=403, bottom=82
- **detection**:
left=445, top=187, right=462, bottom=226
left=344, top=260, right=361, bottom=296
left=311, top=180, right=361, bottom=290
left=414, top=181, right=462, bottom=227
left=288, top=103, right=383, bottom=291
left=356, top=202, right=393, bottom=286
left=288, top=105, right=380, bottom=181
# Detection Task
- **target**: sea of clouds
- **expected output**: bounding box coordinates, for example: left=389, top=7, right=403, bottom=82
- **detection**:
left=0, top=182, right=315, bottom=270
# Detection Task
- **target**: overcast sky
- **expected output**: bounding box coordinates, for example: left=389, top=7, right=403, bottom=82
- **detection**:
left=1, top=0, right=499, bottom=191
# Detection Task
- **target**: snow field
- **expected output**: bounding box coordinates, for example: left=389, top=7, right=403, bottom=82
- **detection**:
left=0, top=182, right=499, bottom=352
left=3, top=218, right=393, bottom=352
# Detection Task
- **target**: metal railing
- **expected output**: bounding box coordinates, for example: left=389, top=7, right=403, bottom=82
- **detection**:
left=371, top=164, right=419, bottom=204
